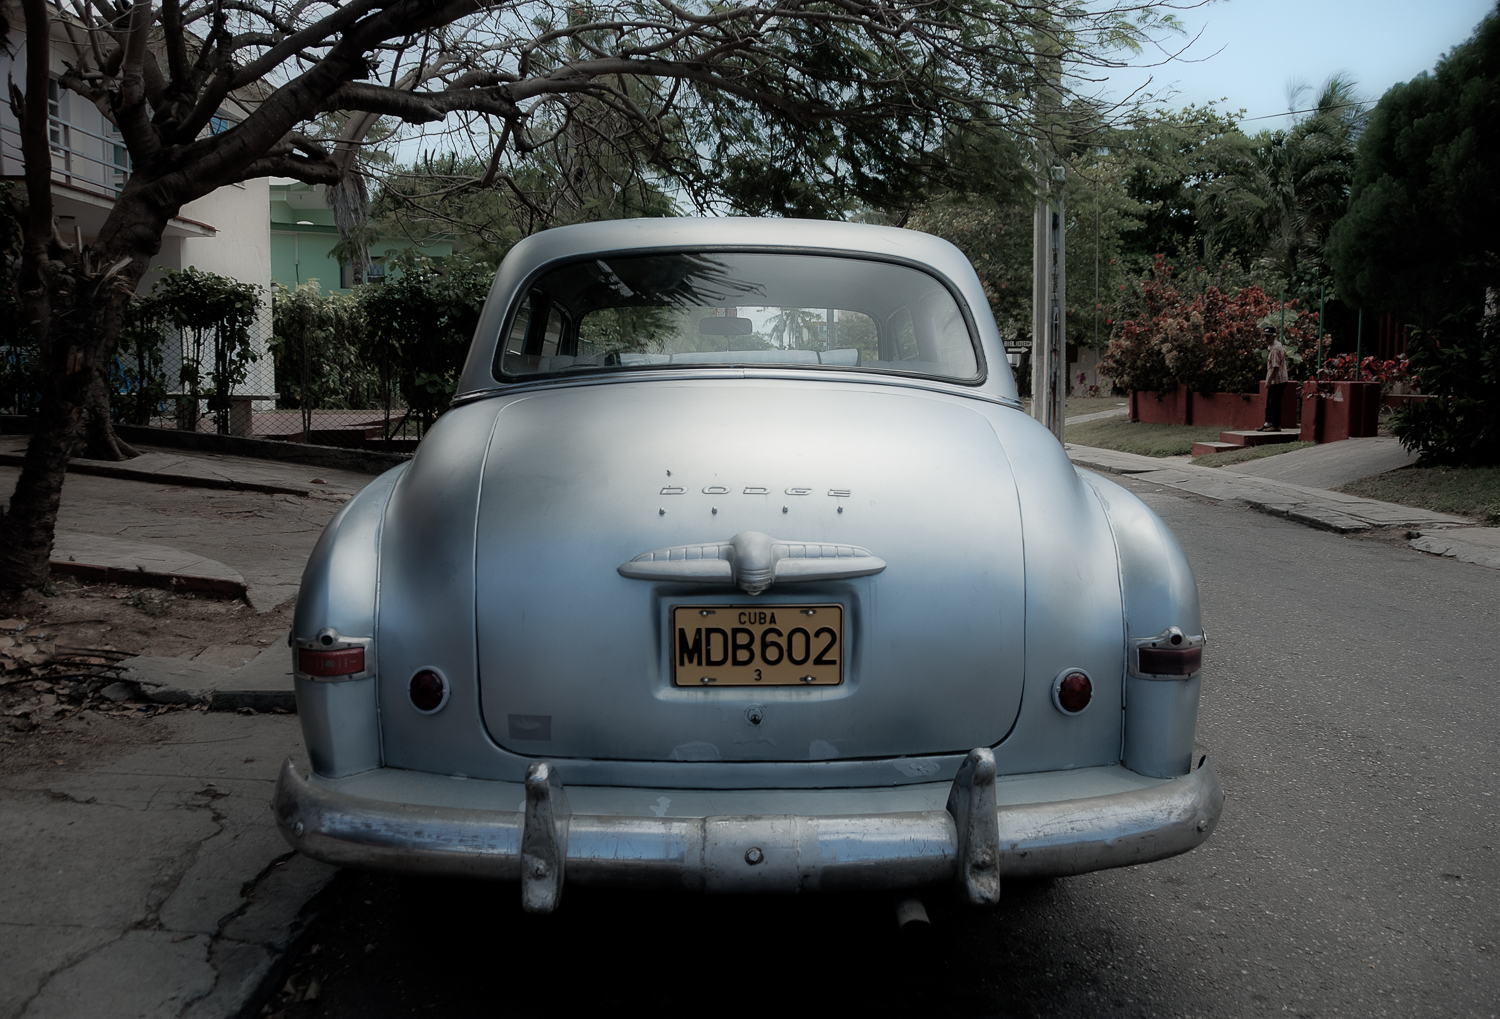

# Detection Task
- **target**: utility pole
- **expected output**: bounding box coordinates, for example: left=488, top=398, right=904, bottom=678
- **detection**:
left=1032, top=179, right=1067, bottom=442
left=1031, top=32, right=1066, bottom=443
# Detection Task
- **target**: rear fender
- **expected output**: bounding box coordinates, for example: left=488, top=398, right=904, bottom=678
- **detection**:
left=1079, top=470, right=1203, bottom=779
left=293, top=464, right=406, bottom=777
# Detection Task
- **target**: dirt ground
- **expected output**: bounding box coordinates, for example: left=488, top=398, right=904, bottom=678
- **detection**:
left=0, top=577, right=295, bottom=762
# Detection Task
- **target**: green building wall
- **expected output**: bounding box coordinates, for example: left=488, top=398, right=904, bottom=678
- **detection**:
left=269, top=187, right=454, bottom=294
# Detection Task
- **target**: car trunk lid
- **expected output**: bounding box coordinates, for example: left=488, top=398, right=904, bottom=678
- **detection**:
left=474, top=380, right=1026, bottom=762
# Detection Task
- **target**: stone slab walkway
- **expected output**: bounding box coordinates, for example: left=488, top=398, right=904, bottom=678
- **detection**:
left=1409, top=526, right=1500, bottom=570
left=3, top=444, right=370, bottom=613
left=51, top=533, right=247, bottom=602
left=1227, top=435, right=1419, bottom=489
left=0, top=712, right=332, bottom=1019
left=122, top=635, right=295, bottom=712
left=1066, top=406, right=1130, bottom=424
left=1067, top=444, right=1471, bottom=533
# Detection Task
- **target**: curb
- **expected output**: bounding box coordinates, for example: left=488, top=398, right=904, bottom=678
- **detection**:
left=49, top=560, right=248, bottom=600
left=1, top=417, right=411, bottom=475
left=123, top=640, right=297, bottom=713
left=0, top=451, right=312, bottom=496
left=115, top=425, right=411, bottom=476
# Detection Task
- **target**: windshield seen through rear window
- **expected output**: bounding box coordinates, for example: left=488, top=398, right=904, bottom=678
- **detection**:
left=494, top=252, right=981, bottom=382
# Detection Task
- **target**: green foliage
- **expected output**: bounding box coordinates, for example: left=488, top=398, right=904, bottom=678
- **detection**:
left=359, top=252, right=492, bottom=428
left=114, top=299, right=171, bottom=425
left=1199, top=77, right=1366, bottom=307
left=269, top=282, right=377, bottom=419
left=0, top=183, right=37, bottom=415
left=1327, top=9, right=1500, bottom=465
left=1101, top=255, right=1318, bottom=394
left=135, top=267, right=261, bottom=434
left=1391, top=321, right=1499, bottom=466
left=1110, top=103, right=1251, bottom=267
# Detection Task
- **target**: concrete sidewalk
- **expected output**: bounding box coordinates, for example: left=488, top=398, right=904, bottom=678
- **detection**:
left=122, top=635, right=296, bottom=712
left=1066, top=406, right=1130, bottom=424
left=0, top=437, right=374, bottom=498
left=1067, top=443, right=1470, bottom=533
left=0, top=712, right=331, bottom=1019
left=2, top=440, right=379, bottom=613
left=1226, top=435, right=1419, bottom=489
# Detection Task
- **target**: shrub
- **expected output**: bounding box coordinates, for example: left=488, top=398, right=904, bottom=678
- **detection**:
left=1389, top=317, right=1499, bottom=466
left=359, top=252, right=492, bottom=432
left=270, top=282, right=379, bottom=418
left=1100, top=255, right=1318, bottom=395
left=133, top=267, right=261, bottom=434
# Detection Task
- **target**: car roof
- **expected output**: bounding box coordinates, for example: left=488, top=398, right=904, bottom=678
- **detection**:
left=454, top=217, right=1020, bottom=403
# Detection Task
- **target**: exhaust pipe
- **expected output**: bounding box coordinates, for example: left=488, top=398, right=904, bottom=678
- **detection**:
left=894, top=894, right=930, bottom=930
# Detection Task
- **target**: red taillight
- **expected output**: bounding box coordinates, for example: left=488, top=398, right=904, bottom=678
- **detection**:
left=298, top=646, right=365, bottom=677
left=409, top=670, right=445, bottom=712
left=1138, top=646, right=1202, bottom=676
left=1057, top=671, right=1092, bottom=713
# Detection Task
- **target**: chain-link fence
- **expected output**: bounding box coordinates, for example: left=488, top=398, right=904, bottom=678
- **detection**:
left=1, top=319, right=426, bottom=452
left=155, top=314, right=426, bottom=452
left=0, top=268, right=486, bottom=453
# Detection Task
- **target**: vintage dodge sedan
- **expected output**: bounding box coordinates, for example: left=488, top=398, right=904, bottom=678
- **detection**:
left=275, top=217, right=1222, bottom=913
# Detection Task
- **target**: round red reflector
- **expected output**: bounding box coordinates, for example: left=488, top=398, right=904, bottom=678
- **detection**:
left=409, top=670, right=446, bottom=712
left=1057, top=671, right=1092, bottom=713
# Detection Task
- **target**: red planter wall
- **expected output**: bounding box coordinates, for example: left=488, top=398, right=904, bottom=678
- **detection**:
left=1130, top=383, right=1297, bottom=429
left=1299, top=381, right=1381, bottom=442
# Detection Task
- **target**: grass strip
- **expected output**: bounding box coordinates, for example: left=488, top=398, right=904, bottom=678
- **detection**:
left=1023, top=397, right=1130, bottom=419
left=1064, top=418, right=1224, bottom=457
left=1338, top=466, right=1500, bottom=524
left=1192, top=441, right=1315, bottom=468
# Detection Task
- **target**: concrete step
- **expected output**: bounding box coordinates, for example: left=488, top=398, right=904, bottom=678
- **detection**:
left=1220, top=428, right=1301, bottom=448
left=1192, top=441, right=1240, bottom=457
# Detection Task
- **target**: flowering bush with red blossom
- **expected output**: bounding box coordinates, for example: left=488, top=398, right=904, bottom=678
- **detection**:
left=1314, top=352, right=1418, bottom=387
left=1100, top=256, right=1320, bottom=395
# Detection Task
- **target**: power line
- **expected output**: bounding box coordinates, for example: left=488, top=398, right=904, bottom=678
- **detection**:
left=1237, top=100, right=1375, bottom=123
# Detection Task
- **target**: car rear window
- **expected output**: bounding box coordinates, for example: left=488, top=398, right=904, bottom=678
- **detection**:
left=494, top=252, right=981, bottom=382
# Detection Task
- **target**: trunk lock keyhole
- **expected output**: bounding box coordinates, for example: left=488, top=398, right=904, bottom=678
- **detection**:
left=745, top=705, right=765, bottom=726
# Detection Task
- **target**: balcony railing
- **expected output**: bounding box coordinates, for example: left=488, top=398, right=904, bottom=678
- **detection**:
left=1, top=116, right=131, bottom=200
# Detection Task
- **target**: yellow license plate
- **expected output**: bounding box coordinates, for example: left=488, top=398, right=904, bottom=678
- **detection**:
left=671, top=604, right=844, bottom=687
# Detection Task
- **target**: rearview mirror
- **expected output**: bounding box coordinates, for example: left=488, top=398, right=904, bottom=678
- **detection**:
left=698, top=316, right=753, bottom=336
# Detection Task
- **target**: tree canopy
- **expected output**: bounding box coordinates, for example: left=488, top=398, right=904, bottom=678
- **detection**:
left=1327, top=6, right=1500, bottom=465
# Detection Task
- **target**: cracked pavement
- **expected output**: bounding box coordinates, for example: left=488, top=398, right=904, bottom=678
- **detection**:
left=0, top=711, right=332, bottom=1018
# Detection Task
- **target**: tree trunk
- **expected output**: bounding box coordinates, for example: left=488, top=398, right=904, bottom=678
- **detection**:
left=0, top=255, right=139, bottom=589
left=75, top=372, right=141, bottom=461
left=0, top=229, right=150, bottom=592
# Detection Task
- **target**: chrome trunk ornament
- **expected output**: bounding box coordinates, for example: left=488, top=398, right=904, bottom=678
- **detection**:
left=618, top=530, right=886, bottom=595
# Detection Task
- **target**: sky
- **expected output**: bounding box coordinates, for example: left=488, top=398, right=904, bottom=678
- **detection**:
left=1091, top=0, right=1495, bottom=126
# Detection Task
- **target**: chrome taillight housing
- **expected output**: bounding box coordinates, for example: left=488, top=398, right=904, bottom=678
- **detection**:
left=1131, top=627, right=1205, bottom=678
left=293, top=629, right=374, bottom=681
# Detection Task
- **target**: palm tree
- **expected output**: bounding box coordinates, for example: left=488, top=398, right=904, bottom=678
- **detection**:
left=1198, top=75, right=1367, bottom=286
left=768, top=308, right=824, bottom=349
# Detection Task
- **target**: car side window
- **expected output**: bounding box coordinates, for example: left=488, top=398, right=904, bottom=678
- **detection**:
left=505, top=302, right=532, bottom=356
left=886, top=307, right=920, bottom=361
left=539, top=306, right=564, bottom=358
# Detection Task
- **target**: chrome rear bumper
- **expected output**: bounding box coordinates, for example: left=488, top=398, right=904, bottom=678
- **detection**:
left=273, top=751, right=1223, bottom=912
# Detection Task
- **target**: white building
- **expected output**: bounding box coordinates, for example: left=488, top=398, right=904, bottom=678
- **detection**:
left=0, top=29, right=271, bottom=295
left=0, top=17, right=274, bottom=428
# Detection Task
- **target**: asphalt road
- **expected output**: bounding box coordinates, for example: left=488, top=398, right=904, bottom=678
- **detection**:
left=273, top=478, right=1499, bottom=1019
